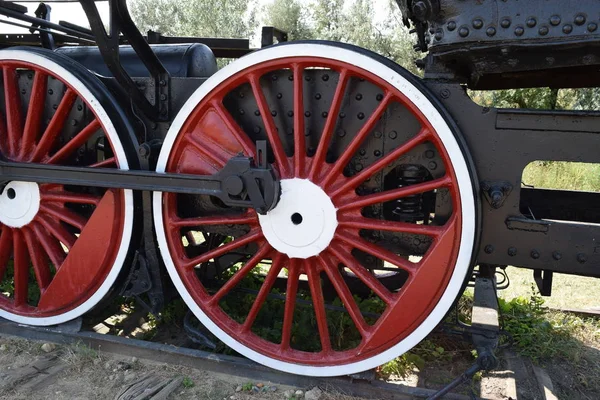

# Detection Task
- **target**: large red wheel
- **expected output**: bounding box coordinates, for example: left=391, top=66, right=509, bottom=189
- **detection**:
left=0, top=49, right=136, bottom=325
left=154, top=42, right=476, bottom=376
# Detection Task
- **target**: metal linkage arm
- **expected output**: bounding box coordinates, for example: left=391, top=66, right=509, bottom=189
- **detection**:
left=0, top=156, right=280, bottom=214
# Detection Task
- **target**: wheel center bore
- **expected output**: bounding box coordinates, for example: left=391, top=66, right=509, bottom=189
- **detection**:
left=0, top=181, right=41, bottom=228
left=258, top=178, right=338, bottom=259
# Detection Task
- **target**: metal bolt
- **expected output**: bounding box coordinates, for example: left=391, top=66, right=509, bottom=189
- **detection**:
left=322, top=111, right=328, bottom=118
left=359, top=149, right=366, bottom=156
left=484, top=245, right=494, bottom=254
left=339, top=112, right=346, bottom=118
left=48, top=89, right=53, bottom=95
left=526, top=18, right=537, bottom=28
left=254, top=110, right=260, bottom=116
left=288, top=75, right=293, bottom=81
left=574, top=14, right=586, bottom=26
left=501, top=18, right=511, bottom=28
left=376, top=94, right=384, bottom=101
left=577, top=253, right=587, bottom=264
left=27, top=73, right=33, bottom=79
left=374, top=150, right=381, bottom=157
left=472, top=19, right=484, bottom=29
left=305, top=75, right=311, bottom=81
left=276, top=93, right=282, bottom=99
left=486, top=27, right=496, bottom=37
left=550, top=15, right=561, bottom=26
left=315, top=93, right=321, bottom=100
left=374, top=131, right=382, bottom=138
left=531, top=250, right=540, bottom=259
left=355, top=93, right=363, bottom=101
left=253, top=126, right=261, bottom=134
left=322, top=74, right=329, bottom=81
left=338, top=129, right=346, bottom=137
left=508, top=247, right=517, bottom=256
left=71, top=119, right=78, bottom=126
left=389, top=131, right=398, bottom=139
left=239, top=109, right=245, bottom=115
left=160, top=94, right=167, bottom=101
left=539, top=26, right=549, bottom=36
left=53, top=104, right=58, bottom=110
left=138, top=144, right=150, bottom=158
left=424, top=150, right=435, bottom=159
left=271, top=110, right=277, bottom=116
left=305, top=111, right=311, bottom=117
left=428, top=161, right=437, bottom=170
left=458, top=26, right=470, bottom=37
left=447, top=21, right=456, bottom=31
left=287, top=111, right=293, bottom=117
left=588, top=23, right=598, bottom=32
left=552, top=251, right=562, bottom=260
left=514, top=26, right=525, bottom=36
left=440, top=89, right=451, bottom=99
left=563, top=24, right=573, bottom=34
left=159, top=79, right=166, bottom=86
left=77, top=104, right=83, bottom=111
left=357, top=112, right=365, bottom=120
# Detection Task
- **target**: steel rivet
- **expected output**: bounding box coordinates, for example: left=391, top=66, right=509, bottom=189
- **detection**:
left=389, top=131, right=398, bottom=139
left=27, top=73, right=33, bottom=79
left=550, top=15, right=561, bottom=26
left=501, top=18, right=511, bottom=28
left=159, top=79, right=166, bottom=86
left=355, top=93, right=363, bottom=101
left=458, top=26, right=470, bottom=37
left=374, top=131, right=382, bottom=138
left=322, top=74, right=329, bottom=81
left=239, top=109, right=245, bottom=115
left=339, top=112, right=346, bottom=118
left=577, top=253, right=587, bottom=264
left=514, top=26, right=525, bottom=36
left=374, top=150, right=382, bottom=157
left=287, top=111, right=293, bottom=117
left=588, top=23, right=598, bottom=32
left=304, top=111, right=311, bottom=117
left=71, top=119, right=78, bottom=126
left=305, top=75, right=311, bottom=81
left=355, top=163, right=363, bottom=172
left=20, top=89, right=26, bottom=95
left=254, top=110, right=260, bottom=116
left=552, top=251, right=562, bottom=260
left=271, top=110, right=277, bottom=117
left=447, top=21, right=456, bottom=31
left=322, top=111, right=328, bottom=118
left=428, top=161, right=437, bottom=170
left=486, top=27, right=496, bottom=37
left=276, top=93, right=282, bottom=99
left=357, top=112, right=365, bottom=120
left=77, top=104, right=83, bottom=111
left=472, top=19, right=484, bottom=29
left=315, top=93, right=321, bottom=100
left=338, top=130, right=346, bottom=137
left=508, top=247, right=517, bottom=256
left=376, top=94, right=384, bottom=101
left=239, top=92, right=245, bottom=98
left=440, top=89, right=451, bottom=99
left=359, top=149, right=366, bottom=156
left=425, top=149, right=435, bottom=159
left=253, top=126, right=261, bottom=134
left=53, top=104, right=58, bottom=110
left=539, top=26, right=549, bottom=36
left=574, top=14, right=586, bottom=26
left=563, top=24, right=573, bottom=34
left=526, top=18, right=537, bottom=28
left=531, top=250, right=540, bottom=259
left=160, top=94, right=167, bottom=101
left=484, top=245, right=494, bottom=254
left=271, top=75, right=277, bottom=81
left=48, top=89, right=53, bottom=95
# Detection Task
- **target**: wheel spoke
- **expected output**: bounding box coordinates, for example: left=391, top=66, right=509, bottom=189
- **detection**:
left=31, top=221, right=65, bottom=268
left=280, top=258, right=299, bottom=350
left=37, top=214, right=77, bottom=249
left=41, top=190, right=101, bottom=206
left=3, top=67, right=24, bottom=157
left=308, top=69, right=349, bottom=180
left=249, top=73, right=290, bottom=177
left=184, top=229, right=263, bottom=269
left=337, top=175, right=452, bottom=211
left=336, top=231, right=417, bottom=274
left=20, top=71, right=47, bottom=158
left=89, top=157, right=116, bottom=168
left=40, top=204, right=87, bottom=231
left=185, top=134, right=229, bottom=166
left=319, top=254, right=370, bottom=337
left=31, top=88, right=77, bottom=162
left=331, top=127, right=431, bottom=197
left=306, top=262, right=332, bottom=353
left=173, top=212, right=256, bottom=228
left=242, top=253, right=284, bottom=331
left=329, top=244, right=395, bottom=304
left=320, top=92, right=393, bottom=187
left=23, top=228, right=51, bottom=291
left=12, top=230, right=29, bottom=307
left=293, top=64, right=306, bottom=177
left=0, top=229, right=13, bottom=281
left=210, top=99, right=256, bottom=156
left=209, top=243, right=271, bottom=305
left=47, top=119, right=101, bottom=165
left=338, top=217, right=443, bottom=237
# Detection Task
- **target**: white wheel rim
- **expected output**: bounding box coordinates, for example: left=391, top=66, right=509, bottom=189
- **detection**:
left=154, top=43, right=476, bottom=376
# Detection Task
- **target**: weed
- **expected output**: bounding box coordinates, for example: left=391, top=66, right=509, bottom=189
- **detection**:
left=182, top=376, right=195, bottom=388
left=241, top=381, right=253, bottom=391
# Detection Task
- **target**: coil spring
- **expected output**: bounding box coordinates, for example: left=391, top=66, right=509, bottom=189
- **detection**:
left=392, top=164, right=429, bottom=223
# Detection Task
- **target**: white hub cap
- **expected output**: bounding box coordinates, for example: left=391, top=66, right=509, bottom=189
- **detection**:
left=0, top=181, right=40, bottom=228
left=258, top=179, right=337, bottom=259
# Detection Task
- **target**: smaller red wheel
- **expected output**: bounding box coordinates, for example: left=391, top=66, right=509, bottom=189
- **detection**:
left=0, top=49, right=137, bottom=325
left=155, top=42, right=476, bottom=376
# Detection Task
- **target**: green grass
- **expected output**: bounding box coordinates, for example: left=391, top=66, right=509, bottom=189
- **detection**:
left=523, top=161, right=600, bottom=192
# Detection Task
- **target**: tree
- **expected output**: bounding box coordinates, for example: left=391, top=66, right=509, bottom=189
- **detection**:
left=263, top=0, right=313, bottom=41
left=312, top=0, right=345, bottom=41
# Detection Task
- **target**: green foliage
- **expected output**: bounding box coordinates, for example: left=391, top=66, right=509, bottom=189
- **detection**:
left=241, top=381, right=254, bottom=391
left=182, top=376, right=195, bottom=388
left=263, top=0, right=312, bottom=40
left=523, top=161, right=600, bottom=192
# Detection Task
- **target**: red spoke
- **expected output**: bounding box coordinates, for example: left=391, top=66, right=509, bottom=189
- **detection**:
left=320, top=92, right=393, bottom=187
left=3, top=67, right=24, bottom=158
left=20, top=71, right=47, bottom=158
left=306, top=262, right=332, bottom=353
left=338, top=217, right=443, bottom=237
left=23, top=228, right=51, bottom=291
left=32, top=221, right=65, bottom=268
left=331, top=128, right=431, bottom=197
left=89, top=157, right=116, bottom=168
left=308, top=69, right=349, bottom=180
left=37, top=215, right=77, bottom=249
left=209, top=244, right=271, bottom=305
left=319, top=255, right=370, bottom=337
left=337, top=175, right=452, bottom=211
left=336, top=231, right=417, bottom=274
left=184, top=229, right=263, bottom=269
left=292, top=64, right=306, bottom=177
left=248, top=73, right=290, bottom=177
left=329, top=244, right=395, bottom=305
left=40, top=204, right=87, bottom=231
left=242, top=253, right=284, bottom=331
left=31, top=88, right=77, bottom=162
left=41, top=190, right=101, bottom=206
left=280, top=258, right=299, bottom=350
left=12, top=230, right=29, bottom=307
left=173, top=212, right=256, bottom=228
left=210, top=100, right=256, bottom=156
left=185, top=134, right=229, bottom=166
left=0, top=229, right=13, bottom=280
left=47, top=119, right=101, bottom=165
